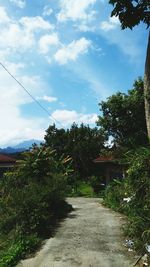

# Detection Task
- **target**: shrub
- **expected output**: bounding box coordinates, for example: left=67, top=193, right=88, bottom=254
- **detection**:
left=124, top=147, right=150, bottom=249
left=68, top=181, right=94, bottom=197
left=89, top=175, right=105, bottom=194
left=103, top=147, right=150, bottom=252
left=0, top=145, right=72, bottom=266
left=104, top=179, right=125, bottom=210
left=0, top=235, right=40, bottom=267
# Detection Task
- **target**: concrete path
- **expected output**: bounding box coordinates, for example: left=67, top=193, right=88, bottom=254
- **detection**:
left=17, top=198, right=136, bottom=267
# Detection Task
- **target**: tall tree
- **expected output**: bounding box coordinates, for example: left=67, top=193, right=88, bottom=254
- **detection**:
left=45, top=123, right=106, bottom=178
left=144, top=32, right=150, bottom=142
left=97, top=78, right=148, bottom=148
left=44, top=124, right=67, bottom=157
left=109, top=0, right=150, bottom=141
left=67, top=123, right=106, bottom=178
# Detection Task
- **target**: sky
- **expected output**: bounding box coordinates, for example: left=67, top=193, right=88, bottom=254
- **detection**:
left=0, top=0, right=148, bottom=147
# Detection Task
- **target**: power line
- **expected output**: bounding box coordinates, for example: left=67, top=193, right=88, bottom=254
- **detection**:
left=0, top=62, right=64, bottom=127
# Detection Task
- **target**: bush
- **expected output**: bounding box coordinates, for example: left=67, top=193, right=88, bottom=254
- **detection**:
left=104, top=179, right=125, bottom=210
left=0, top=145, right=72, bottom=266
left=0, top=235, right=40, bottom=267
left=89, top=175, right=105, bottom=194
left=68, top=181, right=94, bottom=197
left=103, top=147, right=150, bottom=252
left=124, top=147, right=150, bottom=249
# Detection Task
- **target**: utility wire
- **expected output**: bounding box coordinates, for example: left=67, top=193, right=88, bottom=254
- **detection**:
left=0, top=62, right=64, bottom=127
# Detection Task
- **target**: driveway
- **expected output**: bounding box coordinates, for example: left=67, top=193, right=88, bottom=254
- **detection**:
left=17, top=198, right=136, bottom=267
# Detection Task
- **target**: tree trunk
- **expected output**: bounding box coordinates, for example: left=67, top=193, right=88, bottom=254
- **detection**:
left=144, top=31, right=150, bottom=142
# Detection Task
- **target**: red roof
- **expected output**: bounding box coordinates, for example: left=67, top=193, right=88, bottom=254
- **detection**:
left=0, top=154, right=16, bottom=163
left=93, top=156, right=114, bottom=163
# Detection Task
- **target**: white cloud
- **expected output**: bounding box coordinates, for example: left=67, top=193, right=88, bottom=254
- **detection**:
left=39, top=33, right=59, bottom=54
left=10, top=0, right=26, bottom=9
left=57, top=0, right=97, bottom=22
left=0, top=62, right=46, bottom=106
left=0, top=23, right=34, bottom=50
left=99, top=23, right=142, bottom=59
left=100, top=16, right=120, bottom=31
left=0, top=62, right=49, bottom=147
left=77, top=22, right=95, bottom=32
left=54, top=37, right=91, bottom=64
left=20, top=16, right=54, bottom=33
left=0, top=6, right=10, bottom=24
left=4, top=61, right=25, bottom=76
left=51, top=109, right=98, bottom=126
left=0, top=48, right=11, bottom=62
left=98, top=14, right=144, bottom=60
left=43, top=6, right=53, bottom=17
left=0, top=10, right=54, bottom=54
left=39, top=95, right=58, bottom=103
left=0, top=127, right=45, bottom=148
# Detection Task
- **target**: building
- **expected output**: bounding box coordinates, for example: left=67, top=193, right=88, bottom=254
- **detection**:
left=93, top=156, right=124, bottom=185
left=0, top=154, right=16, bottom=177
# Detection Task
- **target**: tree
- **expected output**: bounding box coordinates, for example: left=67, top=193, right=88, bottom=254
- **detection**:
left=44, top=123, right=106, bottom=179
left=97, top=78, right=148, bottom=147
left=44, top=124, right=68, bottom=157
left=144, top=33, right=150, bottom=142
left=109, top=0, right=150, bottom=141
left=67, top=123, right=106, bottom=178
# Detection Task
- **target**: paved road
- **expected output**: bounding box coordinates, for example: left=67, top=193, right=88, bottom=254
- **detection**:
left=17, top=198, right=135, bottom=267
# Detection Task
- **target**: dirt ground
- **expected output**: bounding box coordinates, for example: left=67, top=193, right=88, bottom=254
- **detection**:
left=17, top=197, right=137, bottom=267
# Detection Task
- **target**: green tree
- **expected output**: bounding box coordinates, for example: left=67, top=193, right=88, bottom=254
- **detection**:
left=67, top=123, right=106, bottom=178
left=97, top=78, right=148, bottom=147
left=109, top=0, right=150, bottom=141
left=44, top=124, right=67, bottom=157
left=45, top=123, right=106, bottom=179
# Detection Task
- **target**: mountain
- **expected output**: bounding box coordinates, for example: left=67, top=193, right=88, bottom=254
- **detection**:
left=0, top=147, right=24, bottom=154
left=0, top=139, right=43, bottom=154
left=14, top=139, right=42, bottom=149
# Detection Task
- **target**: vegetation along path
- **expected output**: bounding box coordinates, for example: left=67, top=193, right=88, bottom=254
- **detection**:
left=17, top=198, right=136, bottom=267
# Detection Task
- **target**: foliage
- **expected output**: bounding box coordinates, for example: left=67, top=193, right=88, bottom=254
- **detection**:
left=0, top=145, right=72, bottom=266
left=103, top=178, right=132, bottom=215
left=68, top=176, right=105, bottom=197
left=103, top=147, right=150, bottom=252
left=109, top=0, right=150, bottom=29
left=104, top=179, right=125, bottom=210
left=124, top=147, right=150, bottom=247
left=89, top=175, right=105, bottom=194
left=45, top=123, right=106, bottom=179
left=44, top=125, right=67, bottom=158
left=0, top=235, right=40, bottom=267
left=109, top=1, right=150, bottom=142
left=97, top=78, right=148, bottom=148
left=68, top=181, right=95, bottom=197
left=106, top=2, right=150, bottom=252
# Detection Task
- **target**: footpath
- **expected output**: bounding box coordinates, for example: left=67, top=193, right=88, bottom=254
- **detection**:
left=17, top=197, right=137, bottom=267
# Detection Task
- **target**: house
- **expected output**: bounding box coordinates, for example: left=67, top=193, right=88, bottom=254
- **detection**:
left=0, top=154, right=16, bottom=177
left=93, top=155, right=124, bottom=185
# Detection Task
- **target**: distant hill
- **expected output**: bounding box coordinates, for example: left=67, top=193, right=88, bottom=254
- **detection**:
left=0, top=139, right=43, bottom=154
left=14, top=139, right=42, bottom=149
left=0, top=147, right=24, bottom=154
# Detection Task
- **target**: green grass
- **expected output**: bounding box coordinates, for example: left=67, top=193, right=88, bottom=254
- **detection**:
left=0, top=234, right=41, bottom=267
left=69, top=182, right=95, bottom=197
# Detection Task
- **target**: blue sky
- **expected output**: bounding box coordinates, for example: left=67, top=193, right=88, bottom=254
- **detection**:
left=0, top=0, right=148, bottom=147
